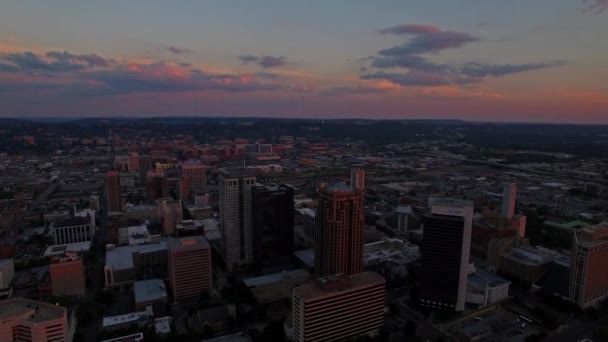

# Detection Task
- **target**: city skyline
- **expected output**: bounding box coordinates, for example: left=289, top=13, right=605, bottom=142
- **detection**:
left=1, top=0, right=607, bottom=123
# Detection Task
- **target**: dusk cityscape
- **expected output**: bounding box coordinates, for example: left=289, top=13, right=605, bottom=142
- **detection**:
left=0, top=1, right=608, bottom=342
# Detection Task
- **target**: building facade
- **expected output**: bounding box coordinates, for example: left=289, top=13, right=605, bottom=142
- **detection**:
left=0, top=258, right=14, bottom=289
left=570, top=223, right=608, bottom=308
left=49, top=252, right=85, bottom=297
left=292, top=272, right=385, bottom=342
left=181, top=162, right=207, bottom=193
left=106, top=171, right=122, bottom=212
left=168, top=236, right=212, bottom=302
left=314, top=182, right=364, bottom=277
left=52, top=217, right=94, bottom=245
left=0, top=298, right=69, bottom=342
left=159, top=199, right=183, bottom=236
left=251, top=184, right=295, bottom=274
left=219, top=169, right=256, bottom=271
left=419, top=198, right=473, bottom=312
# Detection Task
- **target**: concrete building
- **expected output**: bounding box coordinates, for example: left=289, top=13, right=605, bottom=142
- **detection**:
left=0, top=298, right=69, bottom=342
left=104, top=241, right=168, bottom=288
left=501, top=183, right=517, bottom=219
left=168, top=235, right=212, bottom=302
left=52, top=217, right=94, bottom=245
left=219, top=169, right=256, bottom=271
left=252, top=184, right=294, bottom=274
left=106, top=171, right=122, bottom=212
left=315, top=182, right=365, bottom=277
left=570, top=223, right=608, bottom=308
left=395, top=204, right=412, bottom=232
left=419, top=198, right=473, bottom=312
left=134, top=278, right=168, bottom=311
left=49, top=252, right=85, bottom=297
left=146, top=170, right=169, bottom=201
left=124, top=204, right=160, bottom=223
left=118, top=225, right=161, bottom=246
left=292, top=272, right=385, bottom=342
left=350, top=167, right=365, bottom=191
left=0, top=258, right=14, bottom=289
left=300, top=208, right=316, bottom=240
left=500, top=246, right=555, bottom=284
left=466, top=268, right=510, bottom=308
left=159, top=199, right=183, bottom=236
left=138, top=155, right=152, bottom=185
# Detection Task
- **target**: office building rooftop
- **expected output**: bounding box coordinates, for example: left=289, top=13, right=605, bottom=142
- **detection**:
left=0, top=297, right=66, bottom=323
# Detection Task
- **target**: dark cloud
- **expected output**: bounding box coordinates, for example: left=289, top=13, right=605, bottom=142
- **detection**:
left=379, top=24, right=439, bottom=35
left=166, top=46, right=194, bottom=54
left=461, top=61, right=566, bottom=77
left=364, top=23, right=565, bottom=87
left=239, top=55, right=287, bottom=68
left=321, top=86, right=388, bottom=95
left=1, top=50, right=112, bottom=73
left=238, top=55, right=259, bottom=64
left=258, top=56, right=286, bottom=68
left=583, top=0, right=608, bottom=13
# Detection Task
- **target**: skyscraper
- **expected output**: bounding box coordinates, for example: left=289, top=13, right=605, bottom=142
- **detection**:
left=168, top=235, right=212, bottom=302
left=181, top=162, right=207, bottom=193
left=219, top=169, right=256, bottom=271
left=138, top=155, right=152, bottom=185
left=419, top=198, right=473, bottom=312
left=292, top=272, right=385, bottom=342
left=252, top=184, right=295, bottom=274
left=146, top=170, right=169, bottom=201
left=106, top=171, right=122, bottom=212
left=49, top=252, right=85, bottom=297
left=350, top=167, right=365, bottom=191
left=501, top=183, right=517, bottom=219
left=315, top=181, right=365, bottom=277
left=570, top=223, right=608, bottom=308
left=159, top=199, right=183, bottom=236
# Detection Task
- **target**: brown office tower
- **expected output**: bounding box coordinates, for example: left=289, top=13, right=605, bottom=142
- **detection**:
left=159, top=199, right=183, bottom=236
left=138, top=155, right=152, bottom=185
left=315, top=182, right=365, bottom=277
left=168, top=235, right=212, bottom=302
left=570, top=223, right=608, bottom=308
left=292, top=272, right=385, bottom=342
left=106, top=170, right=122, bottom=212
left=49, top=252, right=85, bottom=297
left=181, top=162, right=207, bottom=193
left=146, top=170, right=169, bottom=201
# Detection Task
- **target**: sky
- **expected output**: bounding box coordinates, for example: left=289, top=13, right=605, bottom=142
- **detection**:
left=0, top=0, right=607, bottom=123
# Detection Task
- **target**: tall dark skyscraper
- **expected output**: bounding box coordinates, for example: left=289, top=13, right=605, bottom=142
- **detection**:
left=106, top=171, right=122, bottom=212
left=419, top=198, right=473, bottom=312
left=252, top=184, right=295, bottom=274
left=315, top=180, right=365, bottom=277
left=138, top=155, right=152, bottom=185
left=146, top=170, right=169, bottom=201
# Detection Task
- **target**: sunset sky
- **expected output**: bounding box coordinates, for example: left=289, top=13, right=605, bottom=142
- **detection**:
left=1, top=0, right=607, bottom=122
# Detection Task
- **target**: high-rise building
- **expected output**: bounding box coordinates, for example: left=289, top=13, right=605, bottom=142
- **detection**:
left=315, top=181, right=365, bottom=277
left=49, top=252, right=85, bottom=297
left=181, top=162, right=207, bottom=193
left=168, top=235, right=212, bottom=302
left=0, top=298, right=69, bottom=342
left=128, top=153, right=139, bottom=172
left=501, top=183, right=517, bottom=219
left=146, top=170, right=169, bottom=201
left=292, top=272, right=385, bottom=342
left=419, top=198, right=473, bottom=312
left=159, top=199, right=183, bottom=236
left=0, top=258, right=14, bottom=289
left=106, top=171, right=122, bottom=212
left=350, top=167, right=365, bottom=191
left=219, top=169, right=256, bottom=271
left=395, top=203, right=412, bottom=232
left=252, top=184, right=295, bottom=274
left=570, top=223, right=608, bottom=308
left=138, top=155, right=152, bottom=185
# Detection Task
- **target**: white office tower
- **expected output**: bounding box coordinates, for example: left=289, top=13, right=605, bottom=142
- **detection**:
left=501, top=183, right=517, bottom=219
left=219, top=169, right=256, bottom=271
left=350, top=167, right=365, bottom=191
left=395, top=204, right=412, bottom=232
left=420, top=198, right=473, bottom=312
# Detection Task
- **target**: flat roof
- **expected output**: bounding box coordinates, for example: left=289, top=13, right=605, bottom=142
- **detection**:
left=243, top=269, right=310, bottom=288
left=106, top=241, right=167, bottom=271
left=469, top=268, right=510, bottom=288
left=294, top=249, right=315, bottom=268
left=167, top=235, right=209, bottom=251
left=134, top=279, right=167, bottom=304
left=293, top=271, right=385, bottom=301
left=102, top=311, right=148, bottom=327
left=0, top=298, right=66, bottom=323
left=43, top=241, right=91, bottom=257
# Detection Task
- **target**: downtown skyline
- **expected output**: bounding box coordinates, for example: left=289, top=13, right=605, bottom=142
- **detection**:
left=0, top=0, right=607, bottom=123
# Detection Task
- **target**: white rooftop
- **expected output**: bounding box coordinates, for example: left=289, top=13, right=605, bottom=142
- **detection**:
left=102, top=311, right=148, bottom=328
left=105, top=241, right=167, bottom=271
left=134, top=279, right=167, bottom=304
left=43, top=241, right=91, bottom=257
